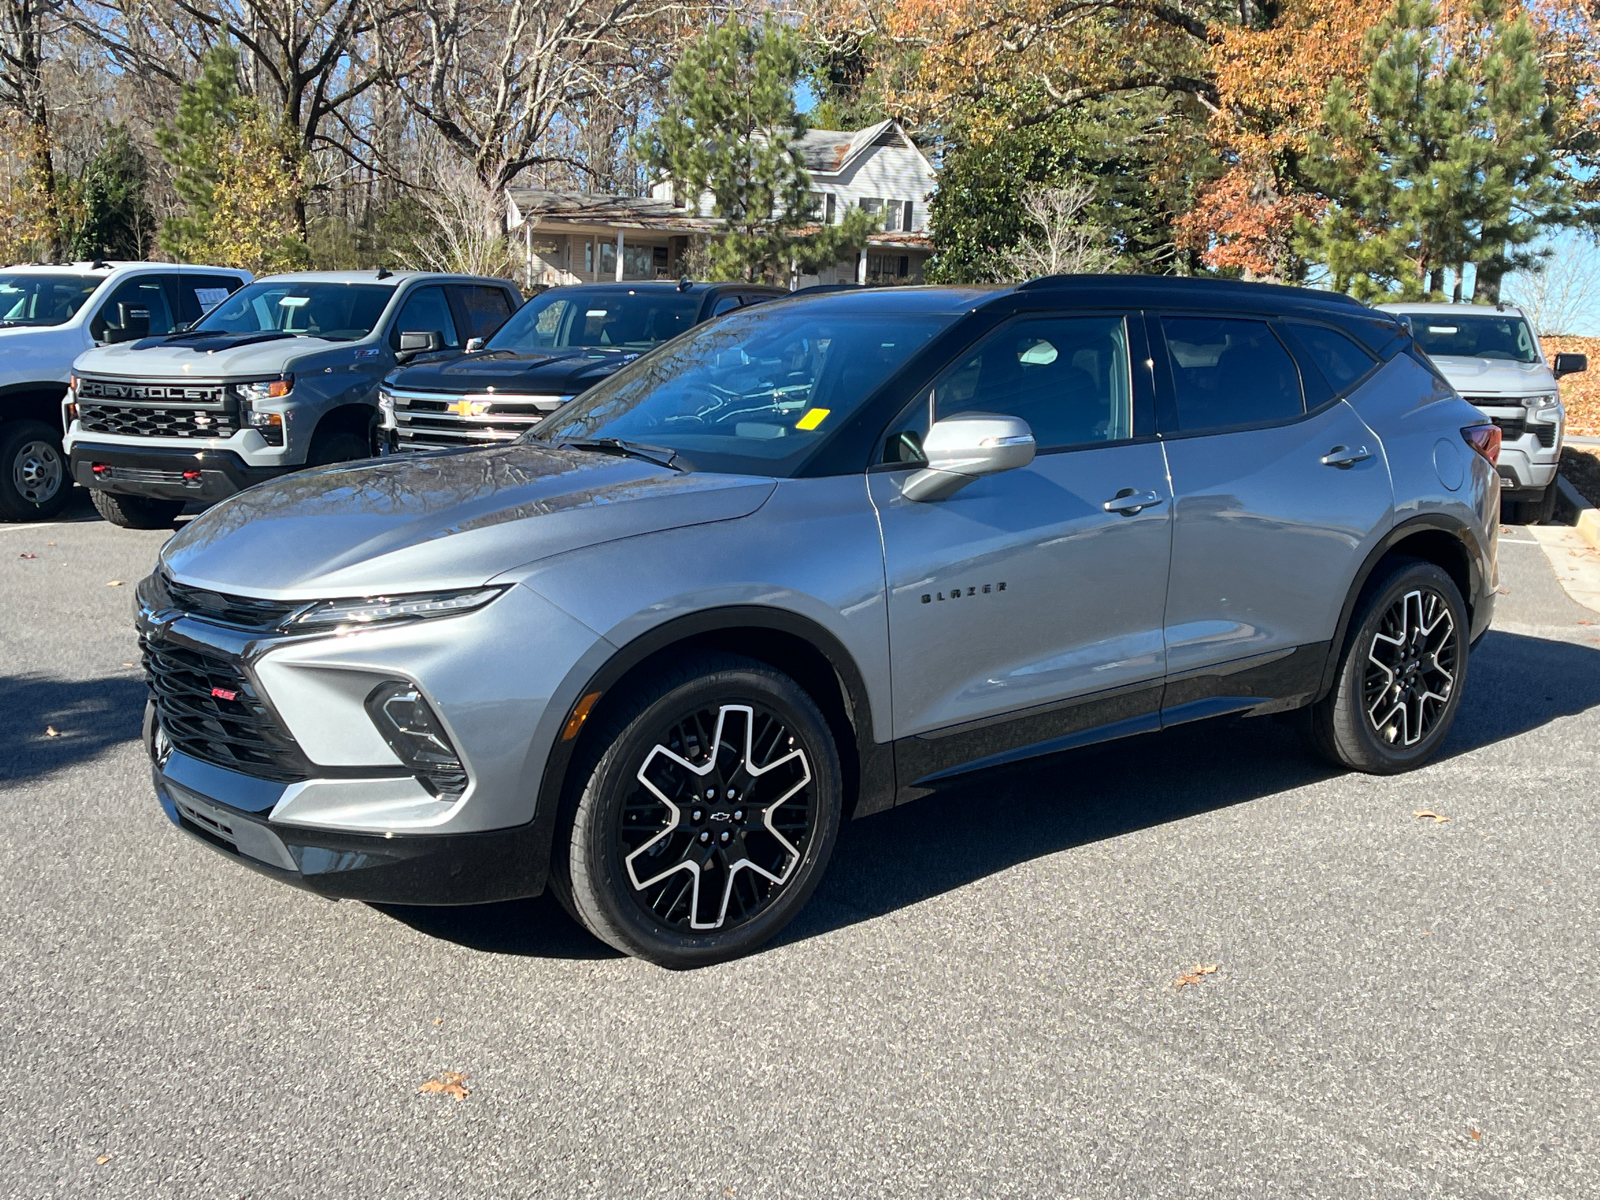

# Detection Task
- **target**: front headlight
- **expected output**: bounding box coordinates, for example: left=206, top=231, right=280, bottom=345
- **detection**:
left=235, top=376, right=294, bottom=402
left=290, top=586, right=507, bottom=629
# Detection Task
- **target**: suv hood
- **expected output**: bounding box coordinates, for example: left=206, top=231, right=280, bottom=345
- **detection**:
left=1426, top=355, right=1556, bottom=400
left=390, top=347, right=638, bottom=398
left=160, top=445, right=776, bottom=597
left=76, top=333, right=335, bottom=379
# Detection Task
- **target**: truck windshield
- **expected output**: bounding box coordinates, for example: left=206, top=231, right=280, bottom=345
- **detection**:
left=490, top=288, right=700, bottom=353
left=192, top=281, right=393, bottom=341
left=530, top=302, right=955, bottom=477
left=0, top=273, right=102, bottom=327
left=1410, top=314, right=1540, bottom=363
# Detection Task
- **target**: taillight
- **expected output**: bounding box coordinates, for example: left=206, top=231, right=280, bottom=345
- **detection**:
left=1462, top=423, right=1501, bottom=465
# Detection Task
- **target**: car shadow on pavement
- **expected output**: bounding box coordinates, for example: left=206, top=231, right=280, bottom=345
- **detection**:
left=781, top=629, right=1600, bottom=947
left=374, top=895, right=624, bottom=960
left=1, top=672, right=147, bottom=785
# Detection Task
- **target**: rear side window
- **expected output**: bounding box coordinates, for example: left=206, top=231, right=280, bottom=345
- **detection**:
left=451, top=285, right=515, bottom=341
left=391, top=286, right=460, bottom=349
left=171, top=273, right=244, bottom=324
left=1286, top=321, right=1377, bottom=403
left=1161, top=316, right=1303, bottom=432
left=710, top=294, right=742, bottom=317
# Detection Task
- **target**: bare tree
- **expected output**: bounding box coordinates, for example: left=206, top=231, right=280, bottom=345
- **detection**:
left=992, top=181, right=1117, bottom=283
left=409, top=155, right=516, bottom=277
left=399, top=0, right=697, bottom=195
left=1502, top=238, right=1600, bottom=336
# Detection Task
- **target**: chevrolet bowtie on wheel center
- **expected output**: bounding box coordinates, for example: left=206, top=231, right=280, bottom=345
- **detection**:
left=136, top=276, right=1501, bottom=965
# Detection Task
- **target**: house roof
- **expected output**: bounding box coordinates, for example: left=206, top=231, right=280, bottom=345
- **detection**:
left=505, top=189, right=720, bottom=232
left=790, top=120, right=927, bottom=176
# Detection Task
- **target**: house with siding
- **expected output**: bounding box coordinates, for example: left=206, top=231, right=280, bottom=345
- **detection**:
left=506, top=120, right=937, bottom=290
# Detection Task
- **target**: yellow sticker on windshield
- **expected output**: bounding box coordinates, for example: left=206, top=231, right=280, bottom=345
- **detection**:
left=796, top=407, right=830, bottom=431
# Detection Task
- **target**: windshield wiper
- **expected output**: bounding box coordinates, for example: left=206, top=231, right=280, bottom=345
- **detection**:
left=556, top=437, right=685, bottom=472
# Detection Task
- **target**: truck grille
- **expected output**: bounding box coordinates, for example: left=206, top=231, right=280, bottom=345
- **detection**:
left=76, top=376, right=237, bottom=439
left=388, top=388, right=567, bottom=451
left=143, top=637, right=310, bottom=782
left=1488, top=415, right=1526, bottom=440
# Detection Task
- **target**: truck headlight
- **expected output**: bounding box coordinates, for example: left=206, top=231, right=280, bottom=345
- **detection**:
left=364, top=681, right=467, bottom=798
left=236, top=376, right=294, bottom=402
left=290, top=586, right=507, bottom=628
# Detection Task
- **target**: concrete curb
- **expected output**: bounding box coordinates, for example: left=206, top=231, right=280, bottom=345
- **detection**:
left=1557, top=475, right=1600, bottom=551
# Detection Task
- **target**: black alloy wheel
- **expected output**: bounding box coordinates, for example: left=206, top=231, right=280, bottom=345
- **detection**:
left=558, top=654, right=841, bottom=967
left=1308, top=558, right=1469, bottom=773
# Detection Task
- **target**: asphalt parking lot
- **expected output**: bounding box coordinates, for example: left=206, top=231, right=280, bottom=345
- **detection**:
left=4, top=491, right=1599, bottom=1199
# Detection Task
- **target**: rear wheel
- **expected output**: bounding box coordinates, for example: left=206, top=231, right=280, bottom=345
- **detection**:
left=1308, top=558, right=1468, bottom=773
left=89, top=489, right=183, bottom=529
left=558, top=654, right=842, bottom=967
left=0, top=421, right=69, bottom=521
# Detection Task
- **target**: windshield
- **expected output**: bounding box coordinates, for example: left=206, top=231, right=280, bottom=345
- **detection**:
left=1409, top=313, right=1539, bottom=363
left=0, top=273, right=102, bottom=327
left=531, top=302, right=955, bottom=476
left=490, top=287, right=700, bottom=353
left=193, top=281, right=393, bottom=341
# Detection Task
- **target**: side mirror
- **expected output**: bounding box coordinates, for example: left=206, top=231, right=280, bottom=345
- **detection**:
left=900, top=412, right=1035, bottom=502
left=465, top=336, right=485, bottom=352
left=1554, top=351, right=1587, bottom=378
left=103, top=304, right=152, bottom=343
left=396, top=330, right=444, bottom=362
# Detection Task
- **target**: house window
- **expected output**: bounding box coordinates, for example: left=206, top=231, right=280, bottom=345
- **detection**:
left=825, top=194, right=837, bottom=224
left=860, top=198, right=884, bottom=222
left=585, top=241, right=594, bottom=273
left=806, top=192, right=824, bottom=221
left=900, top=201, right=915, bottom=232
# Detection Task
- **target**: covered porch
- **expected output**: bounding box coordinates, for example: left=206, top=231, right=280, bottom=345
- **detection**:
left=505, top=190, right=721, bottom=289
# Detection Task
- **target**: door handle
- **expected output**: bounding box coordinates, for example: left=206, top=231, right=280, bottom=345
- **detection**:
left=1321, top=445, right=1372, bottom=468
left=1103, top=489, right=1162, bottom=515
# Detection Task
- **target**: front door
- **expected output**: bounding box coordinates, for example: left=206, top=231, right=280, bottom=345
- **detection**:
left=1151, top=312, right=1394, bottom=719
left=869, top=311, right=1174, bottom=791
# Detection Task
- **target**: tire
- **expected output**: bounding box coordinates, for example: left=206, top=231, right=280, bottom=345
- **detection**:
left=1308, top=558, right=1469, bottom=774
left=557, top=653, right=843, bottom=967
left=0, top=421, right=70, bottom=521
left=1505, top=480, right=1557, bottom=525
left=306, top=427, right=371, bottom=467
left=89, top=489, right=184, bottom=530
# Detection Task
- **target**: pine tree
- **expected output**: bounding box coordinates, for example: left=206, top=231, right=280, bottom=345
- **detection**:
left=644, top=16, right=876, bottom=282
left=1297, top=0, right=1572, bottom=301
left=157, top=43, right=308, bottom=273
left=66, top=125, right=155, bottom=260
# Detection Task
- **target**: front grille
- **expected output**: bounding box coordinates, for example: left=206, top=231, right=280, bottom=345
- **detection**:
left=1532, top=422, right=1557, bottom=448
left=156, top=573, right=306, bottom=632
left=1488, top=415, right=1527, bottom=440
left=389, top=388, right=567, bottom=451
left=143, top=637, right=309, bottom=782
left=76, top=376, right=237, bottom=439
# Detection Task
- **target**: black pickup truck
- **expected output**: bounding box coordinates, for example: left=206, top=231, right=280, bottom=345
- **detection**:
left=377, top=280, right=787, bottom=452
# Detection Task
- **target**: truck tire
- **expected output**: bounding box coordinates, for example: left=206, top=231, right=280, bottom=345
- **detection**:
left=0, top=421, right=70, bottom=521
left=307, top=428, right=372, bottom=467
left=1505, top=480, right=1557, bottom=525
left=90, top=489, right=184, bottom=530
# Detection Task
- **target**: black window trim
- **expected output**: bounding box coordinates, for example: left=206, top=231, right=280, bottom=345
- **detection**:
left=866, top=307, right=1160, bottom=469
left=1277, top=316, right=1384, bottom=403
left=1147, top=308, right=1342, bottom=441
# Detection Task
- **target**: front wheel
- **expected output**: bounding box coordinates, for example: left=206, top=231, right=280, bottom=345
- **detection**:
left=1308, top=558, right=1469, bottom=773
left=559, top=654, right=842, bottom=967
left=1505, top=480, right=1557, bottom=525
left=90, top=489, right=183, bottom=529
left=0, top=421, right=70, bottom=521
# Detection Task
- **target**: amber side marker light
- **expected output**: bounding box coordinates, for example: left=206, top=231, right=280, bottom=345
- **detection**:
left=561, top=691, right=603, bottom=742
left=1462, top=423, right=1502, bottom=466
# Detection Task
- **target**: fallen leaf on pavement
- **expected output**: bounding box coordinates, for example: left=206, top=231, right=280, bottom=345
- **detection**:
left=1173, top=963, right=1219, bottom=988
left=1497, top=587, right=1510, bottom=595
left=1413, top=810, right=1450, bottom=823
left=18, top=552, right=36, bottom=559
left=418, top=1071, right=469, bottom=1101
left=106, top=580, right=124, bottom=587
left=96, top=1155, right=111, bottom=1165
left=432, top=1017, right=443, bottom=1025
left=122, top=662, right=134, bottom=668
left=1469, top=1128, right=1482, bottom=1141
left=45, top=726, right=58, bottom=737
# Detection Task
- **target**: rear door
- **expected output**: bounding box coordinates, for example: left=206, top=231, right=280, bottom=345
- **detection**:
left=1152, top=311, right=1393, bottom=719
left=448, top=284, right=518, bottom=344
left=871, top=310, right=1173, bottom=786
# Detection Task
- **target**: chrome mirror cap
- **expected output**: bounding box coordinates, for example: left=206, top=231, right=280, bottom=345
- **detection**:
left=901, top=412, right=1036, bottom=502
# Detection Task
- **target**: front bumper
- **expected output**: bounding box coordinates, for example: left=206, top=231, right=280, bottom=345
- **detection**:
left=153, top=746, right=544, bottom=904
left=71, top=441, right=287, bottom=501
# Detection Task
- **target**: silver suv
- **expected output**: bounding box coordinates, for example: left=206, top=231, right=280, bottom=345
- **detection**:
left=66, top=270, right=520, bottom=528
left=136, top=279, right=1500, bottom=965
left=1378, top=302, right=1587, bottom=522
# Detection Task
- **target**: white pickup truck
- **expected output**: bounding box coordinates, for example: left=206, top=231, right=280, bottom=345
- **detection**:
left=0, top=261, right=251, bottom=521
